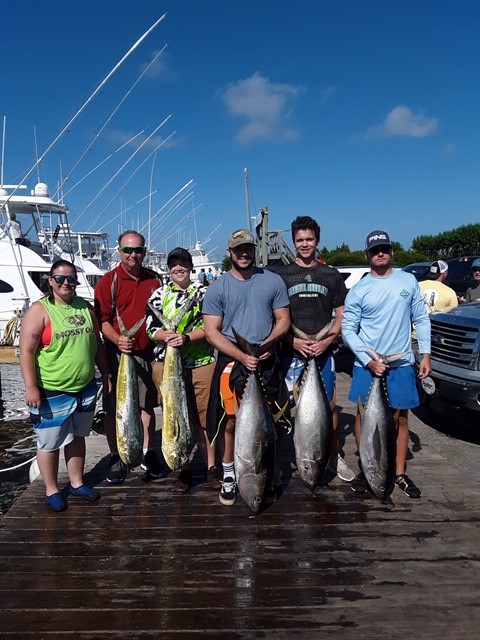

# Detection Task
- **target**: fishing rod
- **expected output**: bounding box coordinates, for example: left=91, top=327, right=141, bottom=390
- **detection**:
left=1, top=13, right=167, bottom=207
left=61, top=131, right=146, bottom=202
left=81, top=118, right=171, bottom=229
left=85, top=125, right=175, bottom=231
left=53, top=44, right=168, bottom=202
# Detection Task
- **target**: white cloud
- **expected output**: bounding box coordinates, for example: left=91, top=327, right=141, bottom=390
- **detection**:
left=363, top=105, right=439, bottom=139
left=140, top=48, right=173, bottom=80
left=320, top=85, right=339, bottom=105
left=107, top=128, right=179, bottom=151
left=218, top=72, right=306, bottom=144
left=442, top=142, right=457, bottom=157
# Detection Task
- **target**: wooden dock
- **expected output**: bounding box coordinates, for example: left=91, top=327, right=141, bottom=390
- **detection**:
left=0, top=371, right=479, bottom=639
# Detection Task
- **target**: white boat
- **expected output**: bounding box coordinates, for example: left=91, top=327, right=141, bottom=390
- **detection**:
left=0, top=238, right=50, bottom=345
left=189, top=240, right=223, bottom=278
left=0, top=181, right=107, bottom=344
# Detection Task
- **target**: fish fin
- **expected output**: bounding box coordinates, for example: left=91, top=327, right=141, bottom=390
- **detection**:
left=365, top=347, right=410, bottom=364
left=148, top=302, right=172, bottom=330
left=232, top=393, right=240, bottom=413
left=292, top=382, right=300, bottom=403
left=291, top=324, right=310, bottom=340
left=148, top=297, right=197, bottom=332
left=232, top=327, right=277, bottom=358
left=232, top=327, right=257, bottom=356
left=357, top=397, right=365, bottom=416
left=117, top=311, right=145, bottom=337
left=291, top=319, right=336, bottom=342
left=385, top=351, right=411, bottom=364
left=272, top=398, right=289, bottom=423
left=314, top=319, right=336, bottom=341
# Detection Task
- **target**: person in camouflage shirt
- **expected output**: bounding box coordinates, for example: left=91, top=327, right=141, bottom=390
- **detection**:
left=146, top=247, right=221, bottom=494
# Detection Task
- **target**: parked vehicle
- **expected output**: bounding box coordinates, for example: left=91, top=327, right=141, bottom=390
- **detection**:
left=446, top=256, right=480, bottom=298
left=335, top=266, right=370, bottom=290
left=416, top=302, right=480, bottom=413
left=402, top=261, right=431, bottom=281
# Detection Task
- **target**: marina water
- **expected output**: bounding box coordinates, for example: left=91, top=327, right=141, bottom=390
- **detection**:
left=0, top=363, right=35, bottom=515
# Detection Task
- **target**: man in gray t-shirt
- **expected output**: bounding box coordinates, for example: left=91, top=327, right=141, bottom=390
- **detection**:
left=203, top=228, right=290, bottom=507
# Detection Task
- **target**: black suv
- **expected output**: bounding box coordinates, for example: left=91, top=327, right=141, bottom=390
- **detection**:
left=446, top=256, right=480, bottom=298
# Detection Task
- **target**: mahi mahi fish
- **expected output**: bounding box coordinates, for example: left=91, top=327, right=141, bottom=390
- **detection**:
left=147, top=299, right=196, bottom=471
left=292, top=323, right=334, bottom=491
left=116, top=315, right=145, bottom=465
left=359, top=349, right=406, bottom=500
left=232, top=328, right=277, bottom=514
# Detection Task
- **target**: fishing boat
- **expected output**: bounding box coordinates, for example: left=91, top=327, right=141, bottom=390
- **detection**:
left=189, top=239, right=223, bottom=278
left=0, top=181, right=107, bottom=344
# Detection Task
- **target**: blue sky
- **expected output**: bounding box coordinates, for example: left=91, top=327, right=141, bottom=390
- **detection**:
left=1, top=1, right=479, bottom=261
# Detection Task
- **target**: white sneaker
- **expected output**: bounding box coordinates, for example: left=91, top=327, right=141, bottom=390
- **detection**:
left=328, top=454, right=355, bottom=482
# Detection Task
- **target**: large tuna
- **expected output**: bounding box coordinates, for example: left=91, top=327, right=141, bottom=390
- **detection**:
left=232, top=328, right=277, bottom=514
left=116, top=316, right=145, bottom=465
left=291, top=323, right=334, bottom=491
left=359, top=349, right=406, bottom=500
left=147, top=300, right=196, bottom=471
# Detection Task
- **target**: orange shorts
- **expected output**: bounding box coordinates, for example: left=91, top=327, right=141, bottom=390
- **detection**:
left=220, top=361, right=277, bottom=416
left=220, top=361, right=241, bottom=416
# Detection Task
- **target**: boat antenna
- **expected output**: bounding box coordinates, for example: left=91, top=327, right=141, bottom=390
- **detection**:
left=1, top=114, right=5, bottom=186
left=3, top=13, right=167, bottom=205
left=244, top=167, right=252, bottom=231
left=33, top=126, right=41, bottom=183
left=147, top=152, right=157, bottom=249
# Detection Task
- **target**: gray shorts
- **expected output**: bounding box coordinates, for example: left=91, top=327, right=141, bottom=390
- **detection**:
left=30, top=380, right=97, bottom=451
left=103, top=344, right=158, bottom=413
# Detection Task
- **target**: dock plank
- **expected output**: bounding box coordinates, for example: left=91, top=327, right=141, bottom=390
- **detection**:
left=0, top=372, right=479, bottom=639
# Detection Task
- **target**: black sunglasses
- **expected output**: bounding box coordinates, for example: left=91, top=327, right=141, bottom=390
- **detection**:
left=473, top=267, right=480, bottom=273
left=51, top=274, right=78, bottom=285
left=120, top=246, right=146, bottom=255
left=368, top=244, right=391, bottom=255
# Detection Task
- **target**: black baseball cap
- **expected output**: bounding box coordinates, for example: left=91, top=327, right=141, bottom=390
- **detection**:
left=167, top=247, right=193, bottom=268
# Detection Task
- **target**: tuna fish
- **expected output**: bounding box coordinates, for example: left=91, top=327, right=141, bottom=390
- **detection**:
left=359, top=349, right=406, bottom=500
left=291, top=323, right=335, bottom=491
left=147, top=300, right=196, bottom=471
left=115, top=315, right=145, bottom=465
left=232, top=328, right=277, bottom=513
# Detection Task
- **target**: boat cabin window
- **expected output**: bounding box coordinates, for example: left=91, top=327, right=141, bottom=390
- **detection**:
left=0, top=280, right=14, bottom=293
left=28, top=271, right=50, bottom=293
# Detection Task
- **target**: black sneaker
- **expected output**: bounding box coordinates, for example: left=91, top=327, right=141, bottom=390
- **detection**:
left=173, top=469, right=192, bottom=494
left=395, top=474, right=421, bottom=498
left=351, top=471, right=368, bottom=494
left=141, top=450, right=166, bottom=481
left=107, top=453, right=127, bottom=484
left=206, top=466, right=222, bottom=491
left=219, top=477, right=237, bottom=506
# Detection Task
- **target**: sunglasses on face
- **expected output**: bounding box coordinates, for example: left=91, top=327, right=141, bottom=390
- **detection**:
left=119, top=246, right=146, bottom=255
left=473, top=268, right=480, bottom=273
left=51, top=274, right=78, bottom=285
left=368, top=245, right=391, bottom=255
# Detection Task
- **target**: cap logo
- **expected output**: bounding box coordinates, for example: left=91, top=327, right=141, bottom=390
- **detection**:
left=369, top=233, right=388, bottom=243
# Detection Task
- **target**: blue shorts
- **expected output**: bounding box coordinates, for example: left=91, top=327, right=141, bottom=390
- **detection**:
left=30, top=380, right=97, bottom=451
left=349, top=365, right=419, bottom=410
left=283, top=355, right=336, bottom=404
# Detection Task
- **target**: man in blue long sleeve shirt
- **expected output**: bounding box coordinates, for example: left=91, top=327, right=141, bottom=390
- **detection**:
left=342, top=230, right=431, bottom=498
